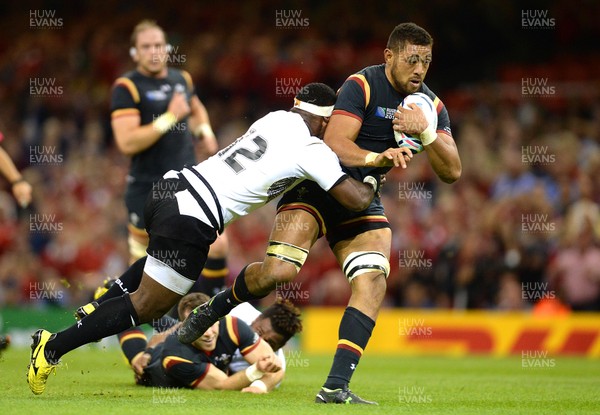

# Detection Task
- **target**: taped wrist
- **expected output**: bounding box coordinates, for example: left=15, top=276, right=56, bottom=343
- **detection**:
left=363, top=175, right=378, bottom=193
left=245, top=363, right=264, bottom=382
left=153, top=111, right=177, bottom=134
left=364, top=152, right=378, bottom=166
left=194, top=123, right=214, bottom=138
left=249, top=379, right=268, bottom=392
left=420, top=125, right=437, bottom=146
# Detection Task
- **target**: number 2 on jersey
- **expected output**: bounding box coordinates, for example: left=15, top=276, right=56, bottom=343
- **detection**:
left=221, top=135, right=267, bottom=173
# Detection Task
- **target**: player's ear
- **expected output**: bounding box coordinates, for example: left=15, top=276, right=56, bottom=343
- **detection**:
left=129, top=47, right=138, bottom=61
left=383, top=48, right=393, bottom=64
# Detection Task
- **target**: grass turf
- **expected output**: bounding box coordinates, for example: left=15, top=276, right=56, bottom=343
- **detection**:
left=1, top=345, right=599, bottom=415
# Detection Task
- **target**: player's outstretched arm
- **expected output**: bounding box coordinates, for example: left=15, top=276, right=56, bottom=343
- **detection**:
left=240, top=338, right=285, bottom=393
left=195, top=353, right=281, bottom=391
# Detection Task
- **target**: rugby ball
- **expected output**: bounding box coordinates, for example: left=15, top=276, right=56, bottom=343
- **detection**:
left=394, top=92, right=437, bottom=154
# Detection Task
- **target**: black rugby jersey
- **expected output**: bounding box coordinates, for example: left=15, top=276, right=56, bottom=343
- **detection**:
left=334, top=64, right=452, bottom=180
left=111, top=68, right=197, bottom=183
left=144, top=315, right=260, bottom=388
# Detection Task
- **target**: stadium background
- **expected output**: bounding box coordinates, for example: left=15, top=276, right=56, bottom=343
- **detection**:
left=0, top=1, right=599, bottom=356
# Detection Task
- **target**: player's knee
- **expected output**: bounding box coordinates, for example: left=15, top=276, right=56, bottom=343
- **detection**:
left=342, top=251, right=390, bottom=283
left=262, top=240, right=308, bottom=285
left=130, top=292, right=174, bottom=323
left=248, top=260, right=297, bottom=296
left=137, top=303, right=171, bottom=323
left=263, top=260, right=298, bottom=285
left=353, top=271, right=387, bottom=293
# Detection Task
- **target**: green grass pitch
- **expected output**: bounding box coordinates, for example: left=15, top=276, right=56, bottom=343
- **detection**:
left=1, top=346, right=599, bottom=415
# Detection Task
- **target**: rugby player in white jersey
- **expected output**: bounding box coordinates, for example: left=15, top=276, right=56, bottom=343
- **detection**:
left=27, top=82, right=412, bottom=395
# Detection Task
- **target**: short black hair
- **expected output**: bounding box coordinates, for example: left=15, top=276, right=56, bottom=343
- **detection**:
left=387, top=22, right=433, bottom=52
left=259, top=299, right=302, bottom=345
left=295, top=82, right=336, bottom=107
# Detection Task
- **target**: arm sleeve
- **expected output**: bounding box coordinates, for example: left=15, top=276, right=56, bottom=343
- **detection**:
left=162, top=355, right=211, bottom=388
left=333, top=75, right=368, bottom=122
left=297, top=141, right=348, bottom=191
left=435, top=100, right=452, bottom=137
left=117, top=327, right=147, bottom=364
left=110, top=79, right=138, bottom=115
left=234, top=317, right=262, bottom=356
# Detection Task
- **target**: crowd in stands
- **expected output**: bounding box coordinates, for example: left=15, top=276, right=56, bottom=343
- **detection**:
left=0, top=1, right=599, bottom=311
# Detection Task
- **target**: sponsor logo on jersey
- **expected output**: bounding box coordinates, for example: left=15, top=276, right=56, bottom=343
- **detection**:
left=375, top=106, right=397, bottom=120
left=146, top=90, right=168, bottom=101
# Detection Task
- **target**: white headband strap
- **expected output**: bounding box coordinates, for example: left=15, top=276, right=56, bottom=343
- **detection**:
left=293, top=98, right=334, bottom=117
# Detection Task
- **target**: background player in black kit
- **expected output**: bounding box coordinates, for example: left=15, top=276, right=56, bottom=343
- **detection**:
left=111, top=20, right=228, bottom=296
left=181, top=22, right=461, bottom=404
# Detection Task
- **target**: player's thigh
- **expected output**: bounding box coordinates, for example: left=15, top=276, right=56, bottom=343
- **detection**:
left=332, top=227, right=392, bottom=265
left=269, top=209, right=320, bottom=247
left=258, top=209, right=320, bottom=281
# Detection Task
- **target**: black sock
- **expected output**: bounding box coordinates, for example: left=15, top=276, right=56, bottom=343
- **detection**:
left=323, top=307, right=375, bottom=390
left=96, top=257, right=146, bottom=305
left=191, top=257, right=228, bottom=297
left=46, top=294, right=140, bottom=362
left=209, top=266, right=266, bottom=317
left=118, top=327, right=147, bottom=364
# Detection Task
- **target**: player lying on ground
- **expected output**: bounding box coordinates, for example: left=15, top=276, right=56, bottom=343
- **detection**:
left=121, top=293, right=283, bottom=391
left=78, top=275, right=300, bottom=389
left=117, top=294, right=301, bottom=392
left=28, top=82, right=411, bottom=395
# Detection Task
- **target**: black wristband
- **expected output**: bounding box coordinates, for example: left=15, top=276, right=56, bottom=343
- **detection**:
left=11, top=177, right=26, bottom=186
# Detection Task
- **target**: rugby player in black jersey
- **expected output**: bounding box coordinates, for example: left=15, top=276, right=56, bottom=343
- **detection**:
left=111, top=20, right=228, bottom=296
left=180, top=22, right=461, bottom=404
left=121, top=293, right=283, bottom=391
left=118, top=294, right=301, bottom=393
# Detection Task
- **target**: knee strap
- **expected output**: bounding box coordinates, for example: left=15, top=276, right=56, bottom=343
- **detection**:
left=343, top=251, right=390, bottom=282
left=266, top=240, right=309, bottom=272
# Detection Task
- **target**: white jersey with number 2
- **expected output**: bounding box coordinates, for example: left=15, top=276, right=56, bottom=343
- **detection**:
left=163, top=110, right=346, bottom=229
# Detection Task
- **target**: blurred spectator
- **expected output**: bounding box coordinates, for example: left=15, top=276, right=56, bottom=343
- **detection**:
left=496, top=271, right=528, bottom=311
left=547, top=218, right=600, bottom=311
